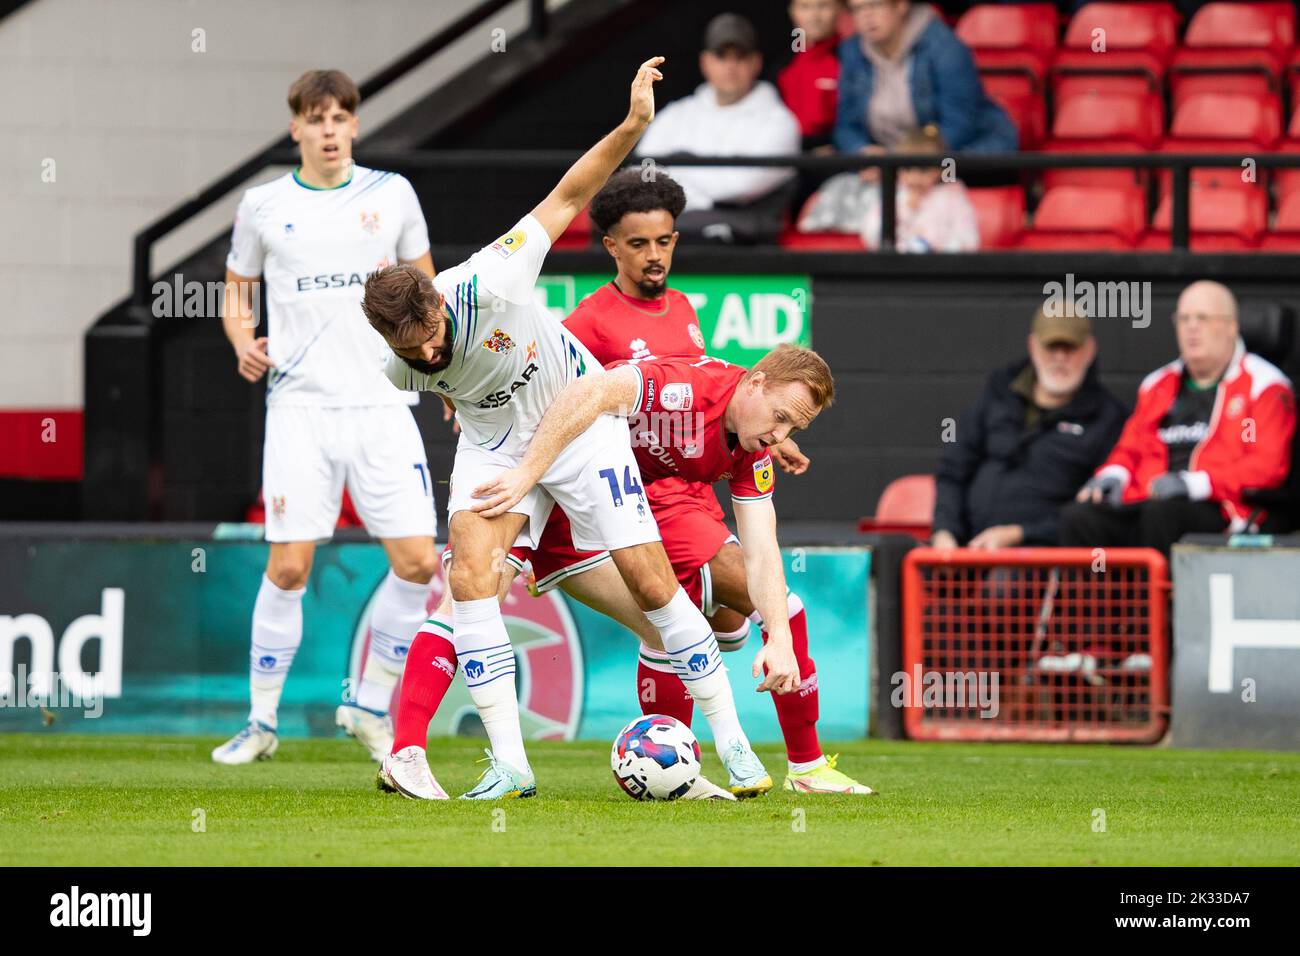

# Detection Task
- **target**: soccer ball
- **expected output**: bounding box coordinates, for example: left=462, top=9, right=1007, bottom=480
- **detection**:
left=610, top=714, right=702, bottom=801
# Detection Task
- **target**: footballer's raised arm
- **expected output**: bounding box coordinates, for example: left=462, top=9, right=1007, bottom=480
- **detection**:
left=529, top=57, right=664, bottom=244
left=470, top=366, right=642, bottom=517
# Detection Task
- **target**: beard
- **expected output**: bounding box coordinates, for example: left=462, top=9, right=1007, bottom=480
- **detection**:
left=635, top=268, right=668, bottom=299
left=399, top=348, right=452, bottom=375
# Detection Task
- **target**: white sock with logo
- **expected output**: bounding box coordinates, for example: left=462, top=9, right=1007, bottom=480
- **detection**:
left=248, top=575, right=305, bottom=730
left=452, top=597, right=531, bottom=774
left=644, top=587, right=749, bottom=757
left=356, top=570, right=431, bottom=714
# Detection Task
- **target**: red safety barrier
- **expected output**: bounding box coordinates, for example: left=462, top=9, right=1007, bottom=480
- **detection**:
left=901, top=548, right=1170, bottom=743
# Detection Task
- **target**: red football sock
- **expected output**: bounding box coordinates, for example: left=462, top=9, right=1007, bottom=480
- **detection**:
left=391, top=624, right=457, bottom=753
left=762, top=596, right=822, bottom=764
left=637, top=658, right=695, bottom=727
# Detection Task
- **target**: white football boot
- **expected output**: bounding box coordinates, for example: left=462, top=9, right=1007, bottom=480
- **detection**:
left=378, top=746, right=450, bottom=800
left=335, top=704, right=393, bottom=761
left=211, top=720, right=278, bottom=764
left=681, top=774, right=738, bottom=801
left=720, top=740, right=774, bottom=798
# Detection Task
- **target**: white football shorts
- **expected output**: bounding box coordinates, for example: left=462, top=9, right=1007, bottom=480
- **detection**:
left=446, top=413, right=660, bottom=552
left=262, top=404, right=437, bottom=543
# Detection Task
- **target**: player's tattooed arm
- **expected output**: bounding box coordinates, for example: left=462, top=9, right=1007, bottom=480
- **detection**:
left=529, top=57, right=664, bottom=244
left=222, top=268, right=276, bottom=383
left=733, top=498, right=801, bottom=695
left=470, top=367, right=642, bottom=517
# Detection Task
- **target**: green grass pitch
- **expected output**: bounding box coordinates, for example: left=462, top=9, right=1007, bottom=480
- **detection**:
left=2, top=734, right=1297, bottom=866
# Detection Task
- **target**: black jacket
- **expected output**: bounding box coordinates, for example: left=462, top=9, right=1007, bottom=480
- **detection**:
left=933, top=359, right=1128, bottom=545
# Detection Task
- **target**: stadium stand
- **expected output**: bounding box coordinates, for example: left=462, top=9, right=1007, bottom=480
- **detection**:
left=51, top=0, right=1299, bottom=539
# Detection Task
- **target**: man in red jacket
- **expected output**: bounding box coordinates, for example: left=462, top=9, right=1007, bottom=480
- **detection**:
left=1062, top=280, right=1296, bottom=555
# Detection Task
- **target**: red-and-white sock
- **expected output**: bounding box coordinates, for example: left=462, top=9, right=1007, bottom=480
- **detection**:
left=391, top=614, right=456, bottom=754
left=752, top=593, right=822, bottom=765
left=636, top=642, right=695, bottom=726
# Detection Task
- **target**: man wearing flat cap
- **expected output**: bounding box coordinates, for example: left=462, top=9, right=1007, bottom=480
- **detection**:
left=932, top=306, right=1128, bottom=550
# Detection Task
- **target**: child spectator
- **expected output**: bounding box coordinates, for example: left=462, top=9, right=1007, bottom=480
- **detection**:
left=797, top=125, right=980, bottom=252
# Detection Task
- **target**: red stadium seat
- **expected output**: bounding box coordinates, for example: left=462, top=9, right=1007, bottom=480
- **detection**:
left=553, top=205, right=591, bottom=250
left=982, top=72, right=1047, bottom=149
left=1159, top=91, right=1282, bottom=195
left=968, top=185, right=1026, bottom=249
left=1042, top=90, right=1162, bottom=189
left=1162, top=91, right=1281, bottom=152
left=857, top=474, right=935, bottom=539
left=1051, top=2, right=1178, bottom=98
left=1169, top=2, right=1295, bottom=108
left=1017, top=184, right=1146, bottom=250
left=1274, top=106, right=1300, bottom=200
left=781, top=192, right=868, bottom=251
left=778, top=229, right=866, bottom=251
left=956, top=3, right=1060, bottom=83
left=1182, top=1, right=1295, bottom=60
left=1140, top=183, right=1267, bottom=251
left=1277, top=159, right=1300, bottom=202
left=1258, top=188, right=1300, bottom=249
left=956, top=3, right=1058, bottom=149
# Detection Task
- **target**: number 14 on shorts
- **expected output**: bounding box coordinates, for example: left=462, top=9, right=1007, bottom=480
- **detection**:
left=598, top=465, right=643, bottom=507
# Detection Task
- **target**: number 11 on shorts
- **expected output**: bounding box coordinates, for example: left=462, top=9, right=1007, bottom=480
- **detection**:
left=598, top=466, right=642, bottom=507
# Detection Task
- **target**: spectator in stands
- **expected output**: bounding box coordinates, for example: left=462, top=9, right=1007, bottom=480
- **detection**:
left=636, top=13, right=801, bottom=244
left=833, top=0, right=1017, bottom=170
left=932, top=307, right=1127, bottom=550
left=1062, top=280, right=1297, bottom=555
left=797, top=125, right=979, bottom=251
left=779, top=0, right=845, bottom=151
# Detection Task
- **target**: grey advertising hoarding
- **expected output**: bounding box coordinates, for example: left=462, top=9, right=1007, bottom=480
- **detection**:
left=1171, top=541, right=1300, bottom=750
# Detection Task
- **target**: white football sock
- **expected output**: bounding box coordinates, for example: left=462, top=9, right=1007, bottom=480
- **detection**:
left=790, top=755, right=827, bottom=774
left=644, top=587, right=749, bottom=757
left=356, top=570, right=430, bottom=713
left=452, top=597, right=530, bottom=774
left=248, top=575, right=305, bottom=729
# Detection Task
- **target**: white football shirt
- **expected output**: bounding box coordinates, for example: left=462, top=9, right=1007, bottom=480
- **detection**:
left=384, top=214, right=602, bottom=458
left=227, top=164, right=430, bottom=406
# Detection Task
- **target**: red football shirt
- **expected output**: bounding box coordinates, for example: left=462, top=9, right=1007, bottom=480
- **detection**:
left=777, top=37, right=840, bottom=140
left=565, top=281, right=724, bottom=517
left=616, top=356, right=776, bottom=504
left=563, top=282, right=707, bottom=366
